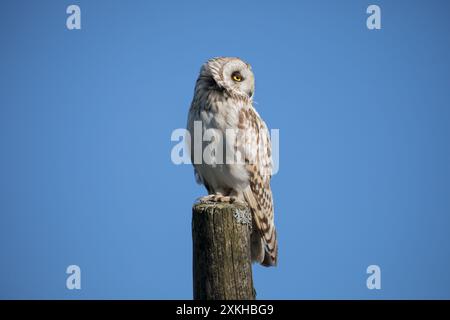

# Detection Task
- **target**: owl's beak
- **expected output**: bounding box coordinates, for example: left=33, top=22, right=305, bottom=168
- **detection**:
left=247, top=90, right=254, bottom=98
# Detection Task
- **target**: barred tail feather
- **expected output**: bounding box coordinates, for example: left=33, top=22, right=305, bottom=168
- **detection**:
left=244, top=188, right=278, bottom=267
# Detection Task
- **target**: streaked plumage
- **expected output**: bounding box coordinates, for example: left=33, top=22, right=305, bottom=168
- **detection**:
left=187, top=57, right=278, bottom=266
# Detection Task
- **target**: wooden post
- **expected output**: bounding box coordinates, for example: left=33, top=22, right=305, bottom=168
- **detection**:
left=192, top=202, right=255, bottom=300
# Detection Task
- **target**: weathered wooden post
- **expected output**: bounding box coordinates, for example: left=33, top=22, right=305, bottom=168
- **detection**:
left=192, top=202, right=255, bottom=300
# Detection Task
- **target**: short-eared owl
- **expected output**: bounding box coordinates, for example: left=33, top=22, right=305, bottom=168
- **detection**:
left=187, top=57, right=278, bottom=267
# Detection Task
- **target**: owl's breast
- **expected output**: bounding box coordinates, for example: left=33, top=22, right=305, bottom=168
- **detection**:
left=188, top=91, right=250, bottom=193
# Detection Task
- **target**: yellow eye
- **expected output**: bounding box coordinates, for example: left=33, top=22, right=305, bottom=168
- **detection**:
left=232, top=73, right=243, bottom=82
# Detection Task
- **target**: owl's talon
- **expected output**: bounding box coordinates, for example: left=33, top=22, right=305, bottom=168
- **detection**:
left=197, top=194, right=237, bottom=203
left=197, top=195, right=215, bottom=204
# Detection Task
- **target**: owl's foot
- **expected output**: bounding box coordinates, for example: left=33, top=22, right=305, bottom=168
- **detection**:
left=198, top=194, right=237, bottom=204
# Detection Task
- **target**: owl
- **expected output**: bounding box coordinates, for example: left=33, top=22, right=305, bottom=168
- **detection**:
left=187, top=57, right=278, bottom=267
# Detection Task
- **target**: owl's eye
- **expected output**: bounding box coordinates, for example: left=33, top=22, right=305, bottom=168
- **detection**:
left=231, top=72, right=243, bottom=82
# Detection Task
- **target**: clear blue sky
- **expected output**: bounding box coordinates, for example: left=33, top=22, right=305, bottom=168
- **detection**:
left=1, top=0, right=450, bottom=299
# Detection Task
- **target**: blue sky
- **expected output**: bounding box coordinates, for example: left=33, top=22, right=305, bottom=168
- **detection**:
left=0, top=0, right=449, bottom=299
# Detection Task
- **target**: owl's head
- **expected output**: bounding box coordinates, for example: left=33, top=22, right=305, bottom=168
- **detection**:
left=201, top=57, right=255, bottom=100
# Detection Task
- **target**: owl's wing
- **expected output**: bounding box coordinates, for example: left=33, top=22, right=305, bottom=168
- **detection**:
left=238, top=107, right=278, bottom=266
